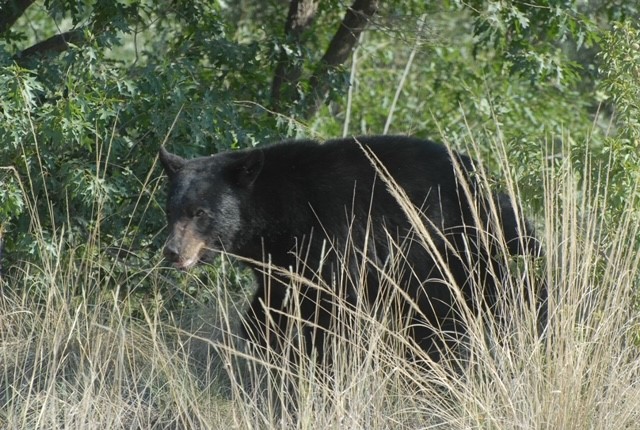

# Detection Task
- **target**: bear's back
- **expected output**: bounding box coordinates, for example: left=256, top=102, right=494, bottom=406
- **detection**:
left=252, top=135, right=472, bottom=227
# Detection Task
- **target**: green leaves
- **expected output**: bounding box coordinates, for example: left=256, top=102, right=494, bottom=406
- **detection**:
left=463, top=0, right=598, bottom=86
left=599, top=22, right=640, bottom=145
left=0, top=168, right=24, bottom=223
left=0, top=0, right=285, bottom=297
left=0, top=0, right=638, bottom=303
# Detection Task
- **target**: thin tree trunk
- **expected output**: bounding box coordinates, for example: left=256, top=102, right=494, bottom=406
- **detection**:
left=270, top=0, right=319, bottom=110
left=14, top=29, right=86, bottom=64
left=304, top=0, right=378, bottom=118
left=0, top=0, right=35, bottom=34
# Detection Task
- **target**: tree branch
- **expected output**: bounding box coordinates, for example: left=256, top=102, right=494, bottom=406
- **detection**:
left=14, top=29, right=86, bottom=64
left=0, top=0, right=35, bottom=35
left=304, top=0, right=378, bottom=118
left=270, top=0, right=319, bottom=110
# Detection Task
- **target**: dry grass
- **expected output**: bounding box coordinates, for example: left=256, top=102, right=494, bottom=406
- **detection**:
left=2, top=138, right=640, bottom=429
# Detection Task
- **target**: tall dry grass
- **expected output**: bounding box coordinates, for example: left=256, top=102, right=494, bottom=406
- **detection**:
left=2, top=135, right=640, bottom=429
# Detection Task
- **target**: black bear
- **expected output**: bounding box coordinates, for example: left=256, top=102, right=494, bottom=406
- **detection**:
left=159, top=136, right=541, bottom=360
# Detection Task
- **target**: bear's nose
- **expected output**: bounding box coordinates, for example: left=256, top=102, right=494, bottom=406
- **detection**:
left=163, top=243, right=180, bottom=262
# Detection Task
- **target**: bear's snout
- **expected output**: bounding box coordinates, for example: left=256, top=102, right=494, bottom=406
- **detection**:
left=162, top=231, right=206, bottom=270
left=163, top=242, right=180, bottom=263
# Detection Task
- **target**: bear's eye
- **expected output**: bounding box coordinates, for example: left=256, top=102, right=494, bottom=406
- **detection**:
left=194, top=209, right=206, bottom=218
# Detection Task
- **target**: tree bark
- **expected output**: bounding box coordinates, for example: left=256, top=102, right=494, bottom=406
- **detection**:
left=270, top=0, right=319, bottom=110
left=304, top=0, right=378, bottom=118
left=14, top=29, right=86, bottom=64
left=0, top=0, right=35, bottom=34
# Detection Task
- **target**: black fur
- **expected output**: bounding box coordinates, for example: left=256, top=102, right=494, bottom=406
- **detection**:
left=160, top=136, right=542, bottom=360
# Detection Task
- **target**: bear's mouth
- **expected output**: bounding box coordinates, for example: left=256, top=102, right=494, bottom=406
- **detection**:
left=172, top=255, right=200, bottom=270
left=173, top=244, right=223, bottom=270
left=164, top=232, right=224, bottom=270
left=168, top=242, right=207, bottom=270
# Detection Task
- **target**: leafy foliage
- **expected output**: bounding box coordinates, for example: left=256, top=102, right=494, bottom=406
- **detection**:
left=0, top=1, right=638, bottom=303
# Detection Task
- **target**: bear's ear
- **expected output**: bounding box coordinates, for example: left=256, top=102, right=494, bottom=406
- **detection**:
left=229, top=150, right=264, bottom=187
left=159, top=147, right=186, bottom=177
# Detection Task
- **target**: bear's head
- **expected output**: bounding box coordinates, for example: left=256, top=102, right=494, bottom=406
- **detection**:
left=159, top=146, right=264, bottom=269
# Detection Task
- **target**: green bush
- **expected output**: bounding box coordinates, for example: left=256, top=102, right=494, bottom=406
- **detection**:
left=0, top=1, right=638, bottom=304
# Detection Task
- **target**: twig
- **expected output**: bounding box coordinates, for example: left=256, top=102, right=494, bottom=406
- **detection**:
left=0, top=223, right=4, bottom=281
left=383, top=14, right=426, bottom=135
left=343, top=32, right=364, bottom=137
